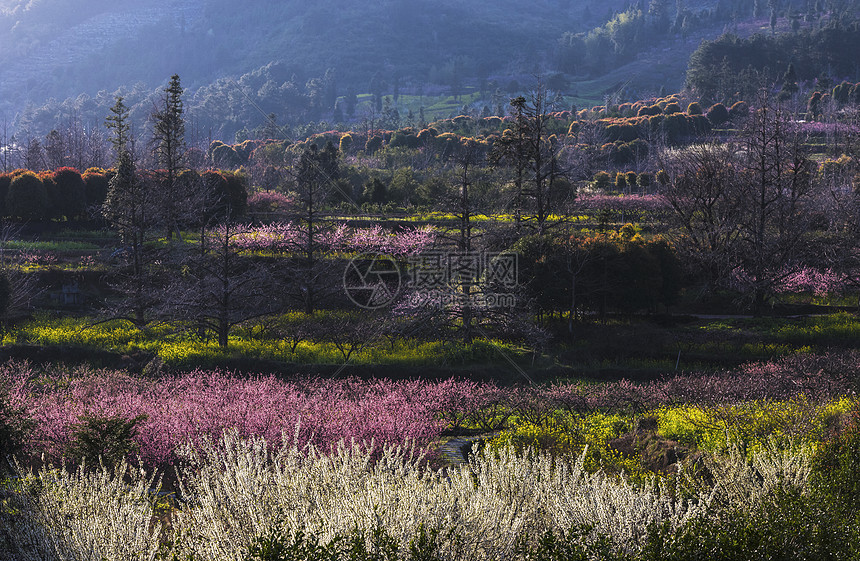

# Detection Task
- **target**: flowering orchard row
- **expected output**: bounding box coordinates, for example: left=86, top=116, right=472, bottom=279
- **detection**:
left=227, top=214, right=855, bottom=300
left=730, top=265, right=852, bottom=297
left=229, top=222, right=438, bottom=256
left=4, top=366, right=456, bottom=468
left=575, top=193, right=667, bottom=210
left=2, top=352, right=854, bottom=470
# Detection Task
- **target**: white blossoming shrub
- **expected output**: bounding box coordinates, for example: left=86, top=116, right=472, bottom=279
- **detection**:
left=1, top=460, right=161, bottom=561
left=0, top=432, right=816, bottom=561
left=170, top=430, right=714, bottom=560
left=696, top=438, right=812, bottom=511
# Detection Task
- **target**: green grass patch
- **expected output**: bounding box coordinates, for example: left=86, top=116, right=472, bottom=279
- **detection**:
left=486, top=396, right=856, bottom=482
left=4, top=314, right=530, bottom=370
left=3, top=240, right=100, bottom=252
left=655, top=396, right=854, bottom=455
left=488, top=411, right=643, bottom=478
left=51, top=229, right=119, bottom=241
left=697, top=312, right=860, bottom=351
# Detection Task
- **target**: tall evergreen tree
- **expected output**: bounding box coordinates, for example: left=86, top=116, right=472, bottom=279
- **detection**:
left=103, top=149, right=156, bottom=327
left=781, top=62, right=799, bottom=97
left=154, top=75, right=186, bottom=172
left=105, top=96, right=131, bottom=160
left=151, top=74, right=188, bottom=239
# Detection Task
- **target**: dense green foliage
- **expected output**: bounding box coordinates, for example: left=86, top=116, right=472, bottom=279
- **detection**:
left=811, top=410, right=860, bottom=516
left=513, top=232, right=682, bottom=319
left=65, top=412, right=147, bottom=467
left=6, top=171, right=48, bottom=220
left=687, top=22, right=860, bottom=102
left=0, top=387, right=33, bottom=471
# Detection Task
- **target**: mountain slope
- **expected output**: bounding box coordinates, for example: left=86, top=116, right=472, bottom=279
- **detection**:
left=0, top=0, right=620, bottom=118
left=5, top=0, right=856, bottom=143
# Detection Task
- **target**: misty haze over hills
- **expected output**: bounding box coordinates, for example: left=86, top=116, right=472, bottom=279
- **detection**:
left=0, top=0, right=856, bottom=142
left=0, top=0, right=592, bottom=112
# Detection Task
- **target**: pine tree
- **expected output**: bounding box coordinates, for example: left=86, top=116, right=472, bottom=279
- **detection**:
left=103, top=149, right=155, bottom=327
left=153, top=75, right=186, bottom=172
left=781, top=63, right=799, bottom=96
left=151, top=74, right=188, bottom=239
left=105, top=96, right=131, bottom=161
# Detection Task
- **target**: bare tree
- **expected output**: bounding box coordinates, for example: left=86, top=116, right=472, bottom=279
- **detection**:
left=102, top=152, right=161, bottom=327
left=805, top=108, right=860, bottom=302
left=490, top=87, right=575, bottom=236
left=317, top=313, right=383, bottom=362
left=660, top=91, right=820, bottom=311
left=490, top=99, right=529, bottom=232
left=399, top=138, right=541, bottom=348
left=566, top=115, right=610, bottom=181
left=287, top=141, right=343, bottom=316
left=161, top=221, right=277, bottom=348
left=102, top=97, right=161, bottom=327
left=735, top=92, right=818, bottom=311
left=64, top=109, right=86, bottom=171
left=0, top=223, right=38, bottom=328
left=84, top=125, right=109, bottom=170
left=446, top=138, right=483, bottom=344
left=660, top=142, right=745, bottom=292
left=44, top=129, right=66, bottom=170
left=1, top=117, right=10, bottom=173
left=22, top=137, right=45, bottom=171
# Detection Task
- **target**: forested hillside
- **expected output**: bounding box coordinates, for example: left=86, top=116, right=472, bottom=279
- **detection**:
left=0, top=0, right=610, bottom=128
left=2, top=0, right=860, bottom=144
left=687, top=20, right=860, bottom=103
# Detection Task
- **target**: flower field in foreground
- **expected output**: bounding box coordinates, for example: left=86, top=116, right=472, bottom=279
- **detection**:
left=1, top=353, right=859, bottom=560
left=2, top=429, right=858, bottom=561
left=2, top=365, right=463, bottom=468
left=1, top=351, right=857, bottom=469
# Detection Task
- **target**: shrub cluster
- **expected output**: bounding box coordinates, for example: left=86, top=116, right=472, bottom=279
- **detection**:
left=0, top=166, right=248, bottom=223
left=0, top=168, right=108, bottom=221
left=231, top=222, right=437, bottom=257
